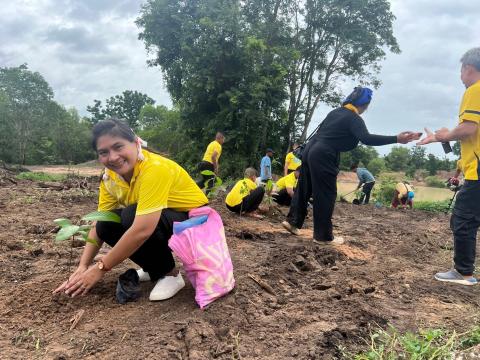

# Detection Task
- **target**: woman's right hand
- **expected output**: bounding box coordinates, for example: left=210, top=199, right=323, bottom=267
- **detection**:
left=53, top=264, right=88, bottom=295
left=397, top=131, right=422, bottom=144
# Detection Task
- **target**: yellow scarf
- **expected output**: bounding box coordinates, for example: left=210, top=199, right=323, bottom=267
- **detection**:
left=343, top=103, right=359, bottom=114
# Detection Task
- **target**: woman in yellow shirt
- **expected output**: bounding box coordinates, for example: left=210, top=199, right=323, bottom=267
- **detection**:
left=225, top=168, right=265, bottom=217
left=284, top=143, right=302, bottom=176
left=54, top=118, right=208, bottom=301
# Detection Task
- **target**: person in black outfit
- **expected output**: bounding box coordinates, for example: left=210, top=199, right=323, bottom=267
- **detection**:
left=282, top=86, right=422, bottom=244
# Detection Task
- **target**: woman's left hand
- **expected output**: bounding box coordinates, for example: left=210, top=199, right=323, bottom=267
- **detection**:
left=64, top=264, right=105, bottom=297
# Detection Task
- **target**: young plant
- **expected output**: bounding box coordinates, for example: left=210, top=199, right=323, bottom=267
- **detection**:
left=200, top=169, right=223, bottom=198
left=54, top=210, right=121, bottom=245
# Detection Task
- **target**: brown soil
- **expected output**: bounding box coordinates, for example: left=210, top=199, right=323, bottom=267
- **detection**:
left=1, top=176, right=480, bottom=360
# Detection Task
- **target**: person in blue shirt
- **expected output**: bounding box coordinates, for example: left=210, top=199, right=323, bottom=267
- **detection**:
left=350, top=164, right=375, bottom=204
left=260, top=148, right=274, bottom=182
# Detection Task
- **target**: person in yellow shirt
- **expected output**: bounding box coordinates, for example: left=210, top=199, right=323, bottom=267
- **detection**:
left=197, top=132, right=225, bottom=193
left=284, top=143, right=302, bottom=176
left=225, top=168, right=265, bottom=217
left=391, top=182, right=414, bottom=209
left=54, top=118, right=208, bottom=301
left=418, top=47, right=480, bottom=286
left=273, top=168, right=300, bottom=206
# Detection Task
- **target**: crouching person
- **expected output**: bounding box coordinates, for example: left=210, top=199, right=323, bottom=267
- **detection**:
left=225, top=168, right=265, bottom=218
left=392, top=182, right=414, bottom=209
left=53, top=118, right=208, bottom=301
left=273, top=168, right=300, bottom=206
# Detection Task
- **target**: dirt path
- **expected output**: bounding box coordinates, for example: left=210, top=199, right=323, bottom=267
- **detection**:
left=1, top=179, right=479, bottom=359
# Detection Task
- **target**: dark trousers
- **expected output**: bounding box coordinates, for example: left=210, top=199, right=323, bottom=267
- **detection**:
left=287, top=141, right=338, bottom=241
left=273, top=189, right=292, bottom=206
left=226, top=187, right=265, bottom=214
left=450, top=180, right=480, bottom=276
left=359, top=182, right=375, bottom=204
left=95, top=205, right=189, bottom=281
left=196, top=161, right=215, bottom=193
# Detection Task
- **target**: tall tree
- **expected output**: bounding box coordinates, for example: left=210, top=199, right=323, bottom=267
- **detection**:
left=0, top=64, right=54, bottom=164
left=87, top=90, right=155, bottom=129
left=385, top=146, right=410, bottom=171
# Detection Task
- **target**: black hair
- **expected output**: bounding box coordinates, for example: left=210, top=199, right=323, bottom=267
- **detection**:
left=91, top=118, right=135, bottom=151
left=350, top=163, right=359, bottom=170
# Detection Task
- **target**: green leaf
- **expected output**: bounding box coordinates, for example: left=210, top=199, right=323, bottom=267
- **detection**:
left=55, top=225, right=80, bottom=241
left=79, top=224, right=92, bottom=231
left=81, top=211, right=121, bottom=223
left=201, top=170, right=215, bottom=176
left=53, top=218, right=71, bottom=227
left=215, top=177, right=223, bottom=186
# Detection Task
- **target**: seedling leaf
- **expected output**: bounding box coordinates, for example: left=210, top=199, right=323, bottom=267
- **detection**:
left=56, top=225, right=80, bottom=241
left=81, top=211, right=121, bottom=223
left=54, top=218, right=71, bottom=227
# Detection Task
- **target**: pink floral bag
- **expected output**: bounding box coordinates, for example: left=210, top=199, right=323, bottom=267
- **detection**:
left=169, top=206, right=235, bottom=308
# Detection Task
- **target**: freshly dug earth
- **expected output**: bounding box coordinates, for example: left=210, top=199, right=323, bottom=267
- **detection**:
left=1, top=178, right=480, bottom=360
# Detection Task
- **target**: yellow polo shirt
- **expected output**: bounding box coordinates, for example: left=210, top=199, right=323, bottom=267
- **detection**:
left=395, top=182, right=413, bottom=199
left=459, top=80, right=480, bottom=180
left=98, top=150, right=208, bottom=215
left=202, top=140, right=222, bottom=164
left=225, top=178, right=257, bottom=207
left=276, top=172, right=298, bottom=190
left=285, top=152, right=301, bottom=171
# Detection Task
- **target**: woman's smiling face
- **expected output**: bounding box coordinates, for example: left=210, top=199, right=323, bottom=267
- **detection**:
left=96, top=134, right=138, bottom=179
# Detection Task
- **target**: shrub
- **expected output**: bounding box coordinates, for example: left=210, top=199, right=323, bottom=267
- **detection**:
left=425, top=176, right=446, bottom=188
left=414, top=200, right=451, bottom=213
left=372, top=176, right=397, bottom=204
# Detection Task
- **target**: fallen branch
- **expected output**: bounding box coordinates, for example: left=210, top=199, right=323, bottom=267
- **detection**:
left=69, top=309, right=85, bottom=330
left=248, top=273, right=276, bottom=296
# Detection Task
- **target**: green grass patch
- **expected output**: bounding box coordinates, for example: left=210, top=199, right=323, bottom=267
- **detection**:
left=16, top=171, right=67, bottom=182
left=414, top=200, right=451, bottom=213
left=348, top=324, right=480, bottom=359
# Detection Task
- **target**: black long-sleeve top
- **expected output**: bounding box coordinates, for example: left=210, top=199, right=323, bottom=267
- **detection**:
left=313, top=107, right=397, bottom=152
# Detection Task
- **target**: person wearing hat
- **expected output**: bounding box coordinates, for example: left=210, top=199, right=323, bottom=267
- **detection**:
left=391, top=181, right=414, bottom=209
left=259, top=148, right=274, bottom=183
left=281, top=86, right=421, bottom=244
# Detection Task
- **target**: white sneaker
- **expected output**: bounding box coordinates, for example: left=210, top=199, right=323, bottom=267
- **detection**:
left=149, top=273, right=185, bottom=301
left=313, top=236, right=345, bottom=245
left=282, top=221, right=300, bottom=235
left=136, top=269, right=151, bottom=282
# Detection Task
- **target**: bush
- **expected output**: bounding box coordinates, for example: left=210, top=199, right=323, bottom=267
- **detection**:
left=372, top=176, right=397, bottom=204
left=425, top=176, right=446, bottom=188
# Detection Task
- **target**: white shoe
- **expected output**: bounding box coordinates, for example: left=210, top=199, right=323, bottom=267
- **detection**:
left=136, top=269, right=151, bottom=282
left=313, top=236, right=345, bottom=245
left=149, top=273, right=185, bottom=301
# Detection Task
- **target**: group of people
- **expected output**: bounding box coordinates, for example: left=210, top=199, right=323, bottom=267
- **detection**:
left=54, top=47, right=480, bottom=304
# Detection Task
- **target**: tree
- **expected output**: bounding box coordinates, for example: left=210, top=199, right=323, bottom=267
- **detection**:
left=405, top=146, right=426, bottom=177
left=367, top=157, right=386, bottom=176
left=285, top=0, right=400, bottom=141
left=87, top=90, right=155, bottom=129
left=0, top=64, right=54, bottom=164
left=339, top=145, right=378, bottom=170
left=425, top=153, right=439, bottom=176
left=385, top=146, right=410, bottom=171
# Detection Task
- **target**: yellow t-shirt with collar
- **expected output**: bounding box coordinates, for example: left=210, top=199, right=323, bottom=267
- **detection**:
left=285, top=152, right=301, bottom=171
left=225, top=178, right=257, bottom=207
left=276, top=172, right=298, bottom=190
left=459, top=80, right=480, bottom=180
left=202, top=140, right=222, bottom=164
left=98, top=150, right=208, bottom=215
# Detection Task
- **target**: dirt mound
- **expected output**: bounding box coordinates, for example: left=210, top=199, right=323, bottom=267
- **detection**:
left=1, top=185, right=479, bottom=359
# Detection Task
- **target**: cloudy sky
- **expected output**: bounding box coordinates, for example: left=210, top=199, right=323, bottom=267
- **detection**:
left=0, top=0, right=478, bottom=156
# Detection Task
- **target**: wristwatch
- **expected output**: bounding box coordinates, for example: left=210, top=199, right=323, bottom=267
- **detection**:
left=97, top=259, right=111, bottom=271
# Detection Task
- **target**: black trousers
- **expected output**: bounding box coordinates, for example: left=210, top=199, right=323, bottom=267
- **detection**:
left=450, top=180, right=480, bottom=276
left=96, top=205, right=189, bottom=281
left=226, top=187, right=265, bottom=214
left=359, top=181, right=375, bottom=204
left=287, top=141, right=338, bottom=241
left=273, top=189, right=292, bottom=206
left=196, top=161, right=215, bottom=193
